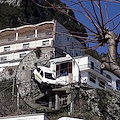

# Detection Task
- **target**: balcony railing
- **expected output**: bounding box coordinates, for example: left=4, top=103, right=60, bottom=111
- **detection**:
left=79, top=64, right=112, bottom=81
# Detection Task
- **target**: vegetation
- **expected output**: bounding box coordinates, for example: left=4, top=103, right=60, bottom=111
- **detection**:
left=0, top=0, right=87, bottom=38
left=0, top=3, right=25, bottom=29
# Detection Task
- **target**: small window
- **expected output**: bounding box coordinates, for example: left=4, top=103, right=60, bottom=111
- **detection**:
left=99, top=79, right=105, bottom=88
left=106, top=74, right=112, bottom=82
left=45, top=72, right=55, bottom=80
left=65, top=47, right=66, bottom=52
left=42, top=40, right=49, bottom=46
left=46, top=31, right=52, bottom=35
left=72, top=42, right=73, bottom=49
left=0, top=56, right=7, bottom=61
left=26, top=34, right=33, bottom=39
left=40, top=71, right=43, bottom=77
left=37, top=68, right=41, bottom=72
left=100, top=69, right=103, bottom=75
left=67, top=37, right=69, bottom=41
left=20, top=53, right=26, bottom=58
left=89, top=73, right=96, bottom=83
left=8, top=37, right=14, bottom=41
left=4, top=46, right=10, bottom=52
left=116, top=80, right=120, bottom=90
left=76, top=53, right=78, bottom=56
left=91, top=62, right=94, bottom=69
left=23, top=43, right=29, bottom=49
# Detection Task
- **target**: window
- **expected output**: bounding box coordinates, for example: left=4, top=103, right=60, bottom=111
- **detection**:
left=100, top=69, right=103, bottom=75
left=116, top=80, right=120, bottom=90
left=91, top=62, right=94, bottom=69
left=65, top=47, right=66, bottom=52
left=8, top=37, right=14, bottom=41
left=45, top=31, right=52, bottom=35
left=56, top=62, right=72, bottom=77
left=106, top=74, right=112, bottom=81
left=0, top=56, right=7, bottom=61
left=23, top=43, right=29, bottom=49
left=40, top=71, right=43, bottom=77
left=45, top=72, right=55, bottom=80
left=4, top=46, right=10, bottom=52
left=89, top=73, right=96, bottom=83
left=72, top=42, right=73, bottom=49
left=99, top=78, right=105, bottom=88
left=76, top=53, right=78, bottom=56
left=67, top=37, right=69, bottom=41
left=37, top=68, right=41, bottom=72
left=26, top=34, right=33, bottom=39
left=42, top=40, right=49, bottom=46
left=20, top=53, right=26, bottom=58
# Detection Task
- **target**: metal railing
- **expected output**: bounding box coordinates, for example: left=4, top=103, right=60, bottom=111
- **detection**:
left=79, top=64, right=112, bottom=81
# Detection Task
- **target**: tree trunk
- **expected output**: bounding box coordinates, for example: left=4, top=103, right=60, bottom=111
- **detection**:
left=100, top=31, right=120, bottom=78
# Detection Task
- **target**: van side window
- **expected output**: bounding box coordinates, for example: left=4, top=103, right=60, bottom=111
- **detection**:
left=37, top=68, right=41, bottom=72
left=40, top=71, right=43, bottom=77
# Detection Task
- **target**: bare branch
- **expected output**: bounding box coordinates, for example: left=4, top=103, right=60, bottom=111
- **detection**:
left=64, top=42, right=102, bottom=51
left=31, top=0, right=52, bottom=8
left=55, top=31, right=98, bottom=41
left=67, top=30, right=99, bottom=37
left=78, top=0, right=100, bottom=34
left=105, top=13, right=120, bottom=26
left=91, top=0, right=103, bottom=30
left=105, top=0, right=109, bottom=28
left=45, top=0, right=98, bottom=35
left=98, top=0, right=105, bottom=30
left=110, top=21, right=120, bottom=31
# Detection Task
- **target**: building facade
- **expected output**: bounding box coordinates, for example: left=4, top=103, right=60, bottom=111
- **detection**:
left=48, top=55, right=120, bottom=92
left=0, top=20, right=84, bottom=69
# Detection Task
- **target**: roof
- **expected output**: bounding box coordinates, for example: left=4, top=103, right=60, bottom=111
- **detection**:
left=0, top=20, right=55, bottom=33
left=50, top=54, right=72, bottom=64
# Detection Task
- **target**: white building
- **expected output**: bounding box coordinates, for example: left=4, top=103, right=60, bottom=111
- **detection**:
left=47, top=54, right=120, bottom=92
left=0, top=113, right=49, bottom=120
left=0, top=20, right=84, bottom=69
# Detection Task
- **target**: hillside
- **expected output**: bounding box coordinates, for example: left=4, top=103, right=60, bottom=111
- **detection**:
left=0, top=0, right=87, bottom=38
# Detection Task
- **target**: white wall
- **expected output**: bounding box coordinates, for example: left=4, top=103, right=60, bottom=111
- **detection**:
left=72, top=60, right=79, bottom=83
left=80, top=71, right=88, bottom=84
left=0, top=38, right=53, bottom=53
left=0, top=114, right=49, bottom=120
left=54, top=22, right=84, bottom=57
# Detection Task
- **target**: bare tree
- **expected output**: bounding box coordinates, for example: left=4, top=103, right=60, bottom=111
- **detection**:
left=32, top=0, right=120, bottom=77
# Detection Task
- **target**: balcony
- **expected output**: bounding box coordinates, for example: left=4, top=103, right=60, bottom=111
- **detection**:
left=79, top=64, right=112, bottom=82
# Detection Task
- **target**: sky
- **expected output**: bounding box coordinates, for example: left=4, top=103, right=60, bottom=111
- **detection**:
left=61, top=0, right=120, bottom=54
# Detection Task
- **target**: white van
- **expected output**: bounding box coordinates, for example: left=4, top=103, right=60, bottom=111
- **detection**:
left=33, top=66, right=56, bottom=85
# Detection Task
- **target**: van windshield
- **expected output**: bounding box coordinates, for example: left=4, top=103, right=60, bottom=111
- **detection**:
left=45, top=72, right=55, bottom=80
